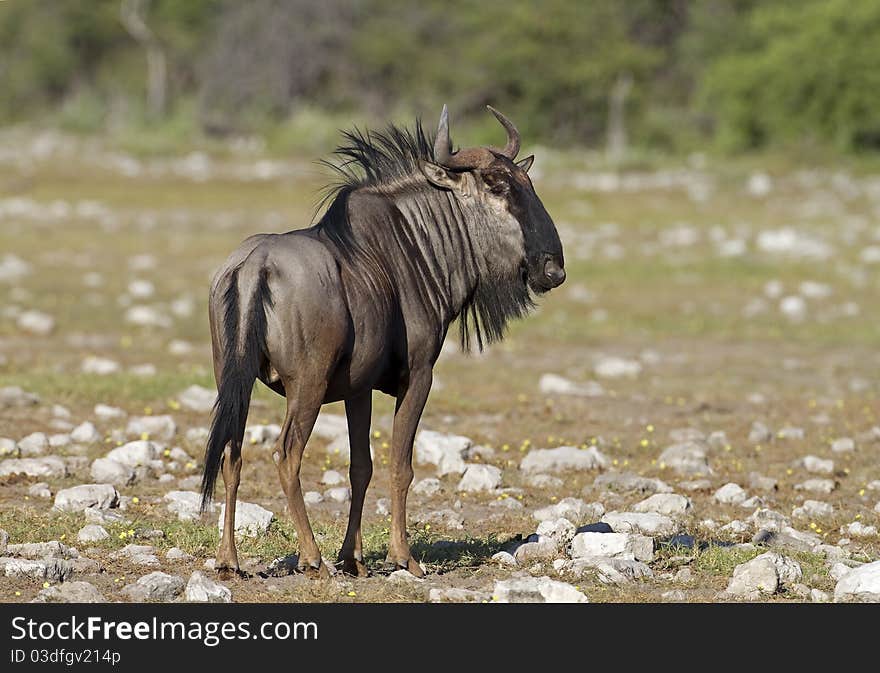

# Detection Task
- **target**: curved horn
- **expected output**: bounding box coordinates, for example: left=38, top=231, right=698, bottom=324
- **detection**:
left=487, top=105, right=520, bottom=159
left=433, top=104, right=494, bottom=170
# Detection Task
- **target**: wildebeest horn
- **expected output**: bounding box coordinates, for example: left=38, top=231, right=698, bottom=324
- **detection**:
left=433, top=104, right=495, bottom=170
left=487, top=105, right=520, bottom=159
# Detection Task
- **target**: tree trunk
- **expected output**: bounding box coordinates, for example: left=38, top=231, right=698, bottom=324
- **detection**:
left=606, top=72, right=633, bottom=163
left=120, top=0, right=167, bottom=119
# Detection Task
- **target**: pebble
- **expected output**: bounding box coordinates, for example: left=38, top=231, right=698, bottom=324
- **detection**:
left=90, top=458, right=136, bottom=486
left=0, top=386, right=39, bottom=408
left=802, top=455, right=834, bottom=474
left=830, top=437, right=855, bottom=453
left=457, top=463, right=502, bottom=492
left=27, top=482, right=52, bottom=499
left=71, top=422, right=101, bottom=445
left=217, top=501, right=274, bottom=535
left=748, top=472, right=778, bottom=491
left=0, top=456, right=67, bottom=479
left=714, top=483, right=748, bottom=505
left=492, top=576, right=588, bottom=603
left=321, top=470, right=345, bottom=486
left=538, top=373, right=604, bottom=397
left=165, top=491, right=213, bottom=521
left=533, top=498, right=604, bottom=525
left=632, top=493, right=691, bottom=516
left=177, top=385, right=217, bottom=413
left=567, top=557, right=653, bottom=585
left=570, top=531, right=654, bottom=562
left=17, top=309, right=54, bottom=335
left=81, top=356, right=121, bottom=375
left=593, top=471, right=672, bottom=495
left=520, top=446, right=609, bottom=474
left=113, top=544, right=160, bottom=567
left=748, top=421, right=773, bottom=444
left=121, top=572, right=185, bottom=602
left=105, top=440, right=162, bottom=469
left=32, top=581, right=104, bottom=603
left=166, top=547, right=194, bottom=561
left=185, top=571, right=232, bottom=603
left=794, top=479, right=836, bottom=494
left=657, top=442, right=710, bottom=476
left=601, top=511, right=680, bottom=536
left=792, top=500, right=833, bottom=518
left=525, top=474, right=564, bottom=489
left=324, top=487, right=351, bottom=503
left=18, top=432, right=48, bottom=456
left=843, top=521, right=877, bottom=538
left=428, top=588, right=488, bottom=603
left=303, top=491, right=323, bottom=505
left=54, top=484, right=119, bottom=512
left=77, top=525, right=109, bottom=543
left=594, top=356, right=641, bottom=379
left=833, top=561, right=880, bottom=603
left=95, top=404, right=126, bottom=420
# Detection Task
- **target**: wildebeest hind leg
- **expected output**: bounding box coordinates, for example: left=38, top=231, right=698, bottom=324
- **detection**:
left=275, top=384, right=329, bottom=579
left=216, top=442, right=243, bottom=578
left=338, top=391, right=372, bottom=577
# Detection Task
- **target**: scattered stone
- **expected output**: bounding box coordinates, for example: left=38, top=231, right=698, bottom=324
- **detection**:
left=303, top=491, right=323, bottom=505
left=18, top=432, right=48, bottom=456
left=90, top=458, right=136, bottom=486
left=677, top=479, right=712, bottom=491
left=164, top=491, right=212, bottom=522
left=632, top=493, right=691, bottom=516
left=748, top=472, right=778, bottom=492
left=594, top=356, right=641, bottom=379
left=801, top=455, right=834, bottom=475
left=526, top=474, right=563, bottom=489
left=457, top=464, right=502, bottom=492
left=218, top=501, right=273, bottom=536
left=570, top=532, right=654, bottom=562
left=601, top=511, right=680, bottom=536
left=593, top=471, right=672, bottom=495
left=122, top=572, right=185, bottom=602
left=533, top=498, right=604, bottom=525
left=17, top=310, right=54, bottom=335
left=662, top=589, right=688, bottom=602
left=70, top=422, right=101, bottom=445
left=27, top=482, right=52, bottom=499
left=0, top=438, right=16, bottom=457
left=84, top=508, right=128, bottom=525
left=95, top=404, right=126, bottom=420
left=567, top=557, right=653, bottom=585
left=125, top=305, right=171, bottom=328
left=413, top=478, right=441, bottom=496
left=538, top=373, right=604, bottom=397
left=5, top=541, right=76, bottom=559
left=0, top=456, right=67, bottom=479
left=48, top=434, right=70, bottom=449
left=185, top=571, right=232, bottom=603
left=714, top=483, right=748, bottom=505
left=105, top=440, right=162, bottom=468
left=706, top=431, right=729, bottom=450
left=748, top=422, right=773, bottom=444
left=32, top=581, right=104, bottom=603
left=321, top=470, right=344, bottom=486
left=416, top=509, right=464, bottom=530
left=830, top=437, right=855, bottom=453
left=658, top=442, right=710, bottom=476
left=389, top=569, right=424, bottom=583
left=3, top=558, right=73, bottom=582
left=126, top=416, right=176, bottom=442
left=792, top=500, right=833, bottom=519
left=0, top=529, right=6, bottom=553
left=81, top=356, right=121, bottom=375
left=0, top=386, right=39, bottom=408
left=178, top=385, right=216, bottom=413
left=521, top=446, right=609, bottom=474
left=725, top=556, right=779, bottom=598
left=843, top=521, right=878, bottom=538
left=375, top=498, right=390, bottom=516
left=113, top=544, right=160, bottom=567
left=493, top=576, right=588, bottom=603
left=811, top=588, right=831, bottom=603
left=777, top=426, right=804, bottom=440
left=513, top=537, right=558, bottom=564
left=0, top=253, right=31, bottom=282
left=165, top=547, right=193, bottom=561
left=834, top=561, right=880, bottom=602
left=324, top=487, right=351, bottom=503
left=491, top=551, right=517, bottom=567
left=428, top=588, right=488, bottom=603
left=535, top=518, right=577, bottom=546
left=794, top=479, right=837, bottom=494
left=752, top=526, right=821, bottom=552
left=77, top=525, right=109, bottom=543
left=54, top=484, right=119, bottom=512
left=749, top=508, right=790, bottom=532
left=414, top=430, right=471, bottom=476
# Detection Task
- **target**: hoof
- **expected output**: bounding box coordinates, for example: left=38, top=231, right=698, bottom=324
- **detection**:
left=301, top=561, right=331, bottom=580
left=216, top=566, right=247, bottom=581
left=383, top=556, right=425, bottom=578
left=341, top=557, right=370, bottom=578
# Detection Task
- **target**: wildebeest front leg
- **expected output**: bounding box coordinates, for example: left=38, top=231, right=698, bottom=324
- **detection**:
left=387, top=369, right=431, bottom=577
left=216, top=442, right=242, bottom=578
left=338, top=391, right=372, bottom=577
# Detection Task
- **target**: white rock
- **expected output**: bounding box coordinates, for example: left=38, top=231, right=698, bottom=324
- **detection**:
left=166, top=547, right=193, bottom=561
left=491, top=551, right=517, bottom=567
left=0, top=253, right=31, bottom=282
left=830, top=437, right=855, bottom=453
left=106, top=440, right=162, bottom=468
left=164, top=491, right=212, bottom=521
left=17, top=310, right=54, bottom=335
left=413, top=478, right=441, bottom=496
left=125, top=305, right=171, bottom=328
left=525, top=474, right=563, bottom=489
left=415, top=430, right=472, bottom=476
left=601, top=511, right=679, bottom=536
left=748, top=421, right=773, bottom=443
left=0, top=386, right=39, bottom=408
left=0, top=456, right=66, bottom=479
left=95, top=404, right=126, bottom=420
left=593, top=471, right=673, bottom=495
left=245, top=424, right=281, bottom=444
left=843, top=521, right=877, bottom=537
left=658, top=442, right=710, bottom=476
left=48, top=434, right=70, bottom=449
left=303, top=491, right=323, bottom=505
left=747, top=172, right=773, bottom=197
left=714, top=483, right=748, bottom=505
left=126, top=416, right=176, bottom=441
left=81, top=356, right=121, bottom=375
left=493, top=576, right=588, bottom=603
left=0, top=438, right=16, bottom=456
left=632, top=493, right=691, bottom=516
left=428, top=588, right=488, bottom=603
left=513, top=538, right=559, bottom=564
left=54, top=484, right=119, bottom=512
left=130, top=364, right=157, bottom=377
left=457, top=464, right=502, bottom=493
left=324, top=487, right=351, bottom=503
left=777, top=426, right=804, bottom=440
left=533, top=498, right=604, bottom=525
left=218, top=501, right=273, bottom=536
left=4, top=558, right=73, bottom=582
left=567, top=557, right=653, bottom=585
left=779, top=296, right=807, bottom=321
left=5, top=540, right=76, bottom=559
left=520, top=446, right=609, bottom=474
left=122, top=572, right=185, bottom=602
left=725, top=556, right=778, bottom=598
left=594, top=356, right=641, bottom=379
left=89, top=458, right=135, bottom=486
left=77, top=525, right=109, bottom=543
left=185, top=571, right=232, bottom=602
left=538, top=373, right=604, bottom=397
left=834, top=561, right=880, bottom=602
left=535, top=518, right=577, bottom=546
left=794, top=478, right=836, bottom=494
left=311, top=413, right=348, bottom=439
left=18, top=432, right=48, bottom=456
left=71, top=422, right=101, bottom=444
left=127, top=279, right=155, bottom=298
left=321, top=470, right=345, bottom=486
left=32, top=581, right=104, bottom=603
left=113, top=544, right=160, bottom=566
left=27, top=482, right=52, bottom=498
left=811, top=588, right=831, bottom=603
left=802, top=455, right=834, bottom=474
left=178, top=385, right=216, bottom=413
left=792, top=500, right=833, bottom=519
left=570, top=532, right=654, bottom=562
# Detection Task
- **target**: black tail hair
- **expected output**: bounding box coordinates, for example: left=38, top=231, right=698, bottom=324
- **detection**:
left=200, top=265, right=272, bottom=511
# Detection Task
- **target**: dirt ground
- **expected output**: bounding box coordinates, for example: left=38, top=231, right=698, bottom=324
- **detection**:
left=1, top=130, right=878, bottom=602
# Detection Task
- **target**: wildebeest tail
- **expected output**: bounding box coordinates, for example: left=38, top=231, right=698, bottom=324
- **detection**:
left=200, top=265, right=272, bottom=511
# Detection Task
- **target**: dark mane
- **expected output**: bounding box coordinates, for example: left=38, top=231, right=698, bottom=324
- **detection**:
left=315, top=120, right=435, bottom=215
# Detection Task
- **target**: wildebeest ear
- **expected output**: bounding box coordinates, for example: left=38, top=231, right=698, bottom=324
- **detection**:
left=420, top=161, right=467, bottom=194
left=516, top=155, right=535, bottom=173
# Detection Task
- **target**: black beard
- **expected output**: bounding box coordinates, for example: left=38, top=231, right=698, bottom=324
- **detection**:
left=458, top=268, right=536, bottom=352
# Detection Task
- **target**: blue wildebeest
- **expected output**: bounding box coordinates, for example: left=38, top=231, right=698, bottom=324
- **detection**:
left=201, top=105, right=565, bottom=578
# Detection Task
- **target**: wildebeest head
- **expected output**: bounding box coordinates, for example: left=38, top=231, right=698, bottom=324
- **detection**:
left=421, top=105, right=565, bottom=294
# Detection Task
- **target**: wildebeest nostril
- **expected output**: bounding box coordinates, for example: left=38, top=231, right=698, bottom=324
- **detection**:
left=543, top=259, right=566, bottom=287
